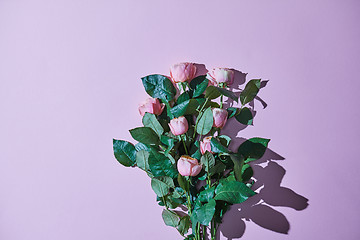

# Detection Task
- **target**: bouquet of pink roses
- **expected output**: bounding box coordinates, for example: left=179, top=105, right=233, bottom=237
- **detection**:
left=113, top=63, right=269, bottom=240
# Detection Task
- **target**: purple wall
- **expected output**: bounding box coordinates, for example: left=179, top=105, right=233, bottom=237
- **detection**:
left=1, top=0, right=359, bottom=239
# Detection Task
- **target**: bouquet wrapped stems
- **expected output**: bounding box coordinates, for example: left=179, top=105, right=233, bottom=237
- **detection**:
left=113, top=63, right=270, bottom=240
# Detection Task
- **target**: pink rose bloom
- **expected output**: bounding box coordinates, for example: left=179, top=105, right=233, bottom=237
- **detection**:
left=207, top=68, right=234, bottom=86
left=138, top=98, right=165, bottom=116
left=170, top=62, right=197, bottom=83
left=169, top=116, right=189, bottom=136
left=200, top=136, right=213, bottom=155
left=177, top=155, right=202, bottom=177
left=212, top=108, right=228, bottom=128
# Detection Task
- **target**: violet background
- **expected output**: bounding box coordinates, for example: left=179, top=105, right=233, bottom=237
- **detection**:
left=1, top=0, right=359, bottom=239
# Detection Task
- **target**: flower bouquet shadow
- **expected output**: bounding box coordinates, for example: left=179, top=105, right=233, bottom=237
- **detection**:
left=216, top=71, right=309, bottom=239
left=216, top=149, right=309, bottom=239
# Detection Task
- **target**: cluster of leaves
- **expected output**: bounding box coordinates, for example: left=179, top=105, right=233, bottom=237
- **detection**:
left=113, top=74, right=269, bottom=239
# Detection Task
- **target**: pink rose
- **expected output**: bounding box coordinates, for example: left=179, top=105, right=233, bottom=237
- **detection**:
left=207, top=68, right=234, bottom=86
left=138, top=98, right=165, bottom=116
left=169, top=116, right=189, bottom=136
left=212, top=108, right=228, bottom=128
left=200, top=136, right=213, bottom=155
left=170, top=62, right=197, bottom=83
left=177, top=155, right=202, bottom=177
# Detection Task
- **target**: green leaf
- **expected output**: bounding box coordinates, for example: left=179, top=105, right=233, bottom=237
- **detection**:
left=235, top=107, right=253, bottom=125
left=227, top=107, right=239, bottom=118
left=229, top=153, right=244, bottom=182
left=160, top=135, right=174, bottom=147
left=162, top=209, right=180, bottom=227
left=198, top=187, right=215, bottom=203
left=200, top=151, right=215, bottom=172
left=204, top=86, right=238, bottom=102
left=163, top=195, right=183, bottom=209
left=177, top=174, right=189, bottom=192
left=240, top=79, right=261, bottom=105
left=237, top=137, right=270, bottom=163
left=136, top=150, right=150, bottom=171
left=142, top=113, right=164, bottom=136
left=214, top=181, right=256, bottom=204
left=113, top=139, right=136, bottom=167
left=191, top=199, right=216, bottom=226
left=160, top=135, right=175, bottom=155
left=177, top=215, right=190, bottom=236
left=148, top=150, right=178, bottom=178
left=177, top=91, right=190, bottom=104
left=191, top=149, right=202, bottom=160
left=185, top=99, right=205, bottom=115
left=190, top=75, right=209, bottom=98
left=171, top=98, right=208, bottom=117
left=215, top=87, right=238, bottom=102
left=218, top=135, right=231, bottom=147
left=151, top=176, right=174, bottom=197
left=135, top=142, right=150, bottom=151
left=209, top=162, right=226, bottom=176
left=196, top=107, right=213, bottom=135
left=129, top=127, right=160, bottom=145
left=214, top=201, right=230, bottom=224
left=171, top=100, right=190, bottom=118
left=205, top=86, right=221, bottom=99
left=241, top=164, right=253, bottom=182
left=142, top=74, right=177, bottom=101
left=158, top=118, right=170, bottom=132
left=210, top=137, right=229, bottom=153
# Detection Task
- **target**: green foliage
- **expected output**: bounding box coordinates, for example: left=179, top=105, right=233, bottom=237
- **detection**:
left=177, top=91, right=191, bottom=104
left=191, top=199, right=216, bottom=226
left=205, top=85, right=238, bottom=102
left=189, top=75, right=209, bottom=98
left=113, top=139, right=137, bottom=167
left=142, top=74, right=177, bottom=101
left=162, top=209, right=180, bottom=227
left=218, top=135, right=231, bottom=147
left=142, top=113, right=164, bottom=136
left=238, top=137, right=270, bottom=163
left=209, top=162, right=226, bottom=176
left=196, top=107, right=213, bottom=135
left=171, top=100, right=190, bottom=117
left=148, top=150, right=178, bottom=178
left=200, top=151, right=215, bottom=172
left=177, top=174, right=189, bottom=192
left=240, top=79, right=261, bottom=105
left=210, top=137, right=229, bottom=153
left=235, top=107, right=253, bottom=125
left=136, top=150, right=150, bottom=171
left=227, top=107, right=238, bottom=118
left=151, top=176, right=174, bottom=197
left=205, top=85, right=221, bottom=99
left=241, top=164, right=254, bottom=182
left=135, top=142, right=150, bottom=151
left=229, top=153, right=244, bottom=182
left=198, top=187, right=215, bottom=203
left=214, top=181, right=256, bottom=204
left=215, top=87, right=238, bottom=102
left=177, top=216, right=191, bottom=236
left=129, top=127, right=160, bottom=145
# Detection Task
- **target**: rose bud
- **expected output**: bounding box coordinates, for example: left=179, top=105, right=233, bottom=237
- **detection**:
left=170, top=62, right=197, bottom=83
left=200, top=136, right=213, bottom=155
left=169, top=116, right=189, bottom=136
left=138, top=98, right=165, bottom=116
left=212, top=108, right=228, bottom=128
left=206, top=68, right=234, bottom=86
left=177, top=155, right=202, bottom=177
